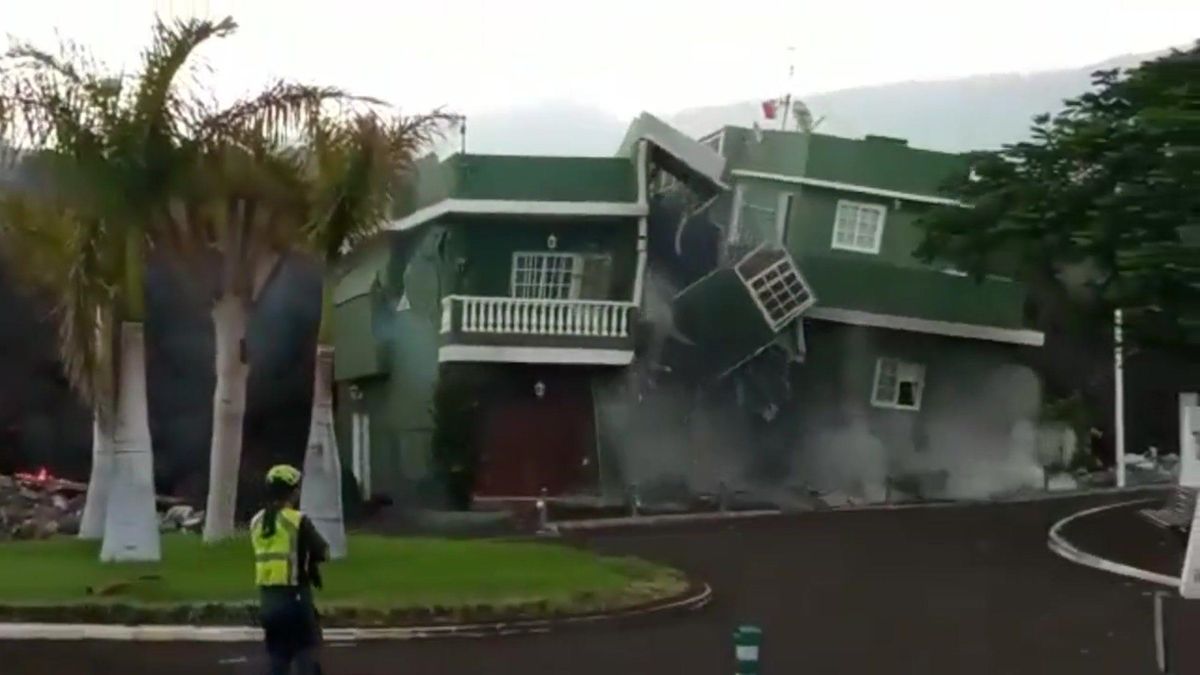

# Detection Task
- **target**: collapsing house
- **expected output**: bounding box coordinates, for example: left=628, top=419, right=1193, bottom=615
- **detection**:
left=331, top=114, right=1047, bottom=510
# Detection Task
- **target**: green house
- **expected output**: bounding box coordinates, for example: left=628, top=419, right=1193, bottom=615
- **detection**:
left=333, top=116, right=1049, bottom=508
left=651, top=126, right=1046, bottom=501
left=330, top=114, right=738, bottom=503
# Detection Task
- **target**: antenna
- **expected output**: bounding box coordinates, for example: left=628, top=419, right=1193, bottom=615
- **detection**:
left=781, top=46, right=796, bottom=132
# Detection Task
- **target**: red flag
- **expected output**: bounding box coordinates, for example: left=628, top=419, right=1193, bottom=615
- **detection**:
left=761, top=99, right=778, bottom=120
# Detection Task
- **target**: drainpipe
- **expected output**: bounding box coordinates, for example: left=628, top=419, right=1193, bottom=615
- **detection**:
left=632, top=139, right=649, bottom=306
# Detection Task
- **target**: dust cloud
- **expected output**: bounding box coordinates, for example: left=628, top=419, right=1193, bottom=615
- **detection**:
left=595, top=269, right=1055, bottom=506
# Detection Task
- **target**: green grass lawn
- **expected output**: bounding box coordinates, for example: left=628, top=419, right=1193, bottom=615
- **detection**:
left=0, top=535, right=685, bottom=615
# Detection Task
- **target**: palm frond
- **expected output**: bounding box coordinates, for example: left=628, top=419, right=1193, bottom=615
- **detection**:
left=132, top=16, right=236, bottom=140
left=198, top=81, right=366, bottom=148
left=0, top=194, right=116, bottom=406
left=303, top=110, right=451, bottom=262
left=0, top=38, right=123, bottom=155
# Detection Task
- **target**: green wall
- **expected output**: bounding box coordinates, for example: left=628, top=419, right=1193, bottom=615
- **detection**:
left=733, top=174, right=953, bottom=271
left=454, top=155, right=637, bottom=202
left=447, top=217, right=639, bottom=300
left=804, top=134, right=965, bottom=196
left=720, top=127, right=811, bottom=179
left=725, top=176, right=1029, bottom=329
left=783, top=184, right=935, bottom=268
left=793, top=321, right=1039, bottom=458
left=333, top=227, right=450, bottom=502
left=393, top=154, right=639, bottom=219
left=672, top=267, right=777, bottom=378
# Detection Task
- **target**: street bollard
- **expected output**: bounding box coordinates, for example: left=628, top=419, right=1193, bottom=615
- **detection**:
left=628, top=483, right=641, bottom=517
left=535, top=498, right=548, bottom=532
left=1154, top=591, right=1172, bottom=673
left=718, top=481, right=729, bottom=513
left=734, top=625, right=762, bottom=675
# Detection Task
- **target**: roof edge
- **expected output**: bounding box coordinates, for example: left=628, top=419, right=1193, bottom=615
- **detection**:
left=732, top=169, right=963, bottom=207
left=806, top=306, right=1044, bottom=346
left=385, top=198, right=646, bottom=231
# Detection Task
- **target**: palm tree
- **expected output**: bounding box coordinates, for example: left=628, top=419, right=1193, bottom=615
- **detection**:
left=294, top=112, right=446, bottom=557
left=0, top=16, right=351, bottom=552
left=0, top=198, right=119, bottom=545
left=0, top=17, right=245, bottom=560
left=183, top=138, right=312, bottom=543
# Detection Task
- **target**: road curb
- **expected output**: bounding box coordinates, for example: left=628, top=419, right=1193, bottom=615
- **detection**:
left=0, top=583, right=712, bottom=643
left=555, top=486, right=1170, bottom=532
left=1046, top=498, right=1180, bottom=589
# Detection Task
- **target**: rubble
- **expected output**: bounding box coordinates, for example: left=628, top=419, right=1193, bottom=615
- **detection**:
left=1, top=470, right=200, bottom=540
left=159, top=504, right=204, bottom=533
left=0, top=471, right=85, bottom=540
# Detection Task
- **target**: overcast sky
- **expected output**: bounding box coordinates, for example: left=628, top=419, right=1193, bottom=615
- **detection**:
left=4, top=0, right=1197, bottom=119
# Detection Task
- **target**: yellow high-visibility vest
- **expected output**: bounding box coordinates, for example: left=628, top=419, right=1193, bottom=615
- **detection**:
left=250, top=508, right=302, bottom=587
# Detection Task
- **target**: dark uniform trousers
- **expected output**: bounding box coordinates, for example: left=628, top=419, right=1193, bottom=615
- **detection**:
left=260, top=585, right=323, bottom=675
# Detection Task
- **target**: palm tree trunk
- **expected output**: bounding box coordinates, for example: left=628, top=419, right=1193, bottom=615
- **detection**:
left=99, top=322, right=161, bottom=562
left=299, top=344, right=347, bottom=558
left=78, top=411, right=115, bottom=540
left=203, top=293, right=251, bottom=542
left=79, top=307, right=117, bottom=541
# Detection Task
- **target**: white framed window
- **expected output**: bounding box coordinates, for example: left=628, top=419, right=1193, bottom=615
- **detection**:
left=699, top=130, right=724, bottom=156
left=510, top=252, right=582, bottom=299
left=776, top=192, right=794, bottom=243
left=735, top=249, right=815, bottom=331
left=729, top=183, right=746, bottom=243
left=871, top=358, right=925, bottom=411
left=831, top=200, right=887, bottom=254
left=730, top=185, right=793, bottom=247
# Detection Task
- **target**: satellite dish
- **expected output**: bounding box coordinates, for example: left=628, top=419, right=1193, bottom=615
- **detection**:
left=791, top=101, right=816, bottom=133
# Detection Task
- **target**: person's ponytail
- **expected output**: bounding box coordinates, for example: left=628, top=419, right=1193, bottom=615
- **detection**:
left=262, top=479, right=294, bottom=537
left=262, top=503, right=279, bottom=537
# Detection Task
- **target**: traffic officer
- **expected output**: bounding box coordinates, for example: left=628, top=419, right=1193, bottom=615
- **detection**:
left=251, top=464, right=328, bottom=675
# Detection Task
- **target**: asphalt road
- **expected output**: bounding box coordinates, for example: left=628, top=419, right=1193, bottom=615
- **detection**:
left=1, top=492, right=1191, bottom=675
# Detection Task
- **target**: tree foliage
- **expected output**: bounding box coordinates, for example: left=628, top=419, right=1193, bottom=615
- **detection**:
left=0, top=17, right=244, bottom=408
left=0, top=15, right=453, bottom=401
left=916, top=43, right=1200, bottom=349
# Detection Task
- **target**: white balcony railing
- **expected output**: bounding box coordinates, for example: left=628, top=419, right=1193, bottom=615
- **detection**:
left=442, top=295, right=635, bottom=339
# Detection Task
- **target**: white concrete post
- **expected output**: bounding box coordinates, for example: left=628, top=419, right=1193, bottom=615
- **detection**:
left=1177, top=396, right=1200, bottom=599
left=1114, top=309, right=1126, bottom=488
left=1179, top=393, right=1199, bottom=487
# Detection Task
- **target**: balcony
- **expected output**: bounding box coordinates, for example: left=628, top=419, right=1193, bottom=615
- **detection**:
left=439, top=295, right=638, bottom=365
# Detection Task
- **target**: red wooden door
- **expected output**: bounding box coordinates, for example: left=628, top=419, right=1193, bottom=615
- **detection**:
left=474, top=377, right=595, bottom=497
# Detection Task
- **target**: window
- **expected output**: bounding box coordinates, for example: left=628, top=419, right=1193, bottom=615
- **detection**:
left=777, top=193, right=794, bottom=243
left=872, top=358, right=925, bottom=411
left=700, top=131, right=724, bottom=155
left=510, top=252, right=581, bottom=299
left=831, top=200, right=887, bottom=254
left=730, top=185, right=794, bottom=248
left=735, top=248, right=815, bottom=331
left=655, top=170, right=680, bottom=195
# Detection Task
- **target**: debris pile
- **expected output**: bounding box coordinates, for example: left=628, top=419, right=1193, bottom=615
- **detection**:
left=0, top=470, right=203, bottom=540
left=159, top=504, right=204, bottom=533
left=0, top=471, right=84, bottom=540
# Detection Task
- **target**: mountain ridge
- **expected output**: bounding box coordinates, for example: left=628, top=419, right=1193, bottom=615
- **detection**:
left=447, top=48, right=1168, bottom=157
